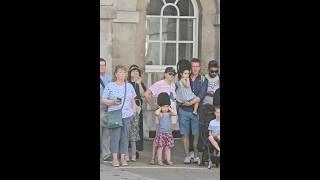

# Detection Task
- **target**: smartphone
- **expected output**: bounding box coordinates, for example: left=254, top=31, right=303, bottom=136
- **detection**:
left=116, top=98, right=122, bottom=103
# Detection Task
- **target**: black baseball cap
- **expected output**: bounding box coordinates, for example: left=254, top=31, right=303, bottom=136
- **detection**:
left=164, top=67, right=176, bottom=75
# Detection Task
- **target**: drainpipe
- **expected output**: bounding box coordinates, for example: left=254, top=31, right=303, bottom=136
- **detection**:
left=214, top=0, right=220, bottom=64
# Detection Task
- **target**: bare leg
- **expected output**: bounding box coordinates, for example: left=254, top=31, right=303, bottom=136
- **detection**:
left=131, top=141, right=136, bottom=161
left=164, top=146, right=173, bottom=165
left=193, top=135, right=199, bottom=158
left=149, top=139, right=157, bottom=164
left=208, top=135, right=220, bottom=152
left=157, top=147, right=164, bottom=165
left=183, top=134, right=190, bottom=157
left=112, top=153, right=119, bottom=166
left=120, top=153, right=128, bottom=166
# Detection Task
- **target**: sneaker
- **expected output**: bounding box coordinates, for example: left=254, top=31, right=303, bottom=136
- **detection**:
left=193, top=157, right=200, bottom=164
left=183, top=156, right=191, bottom=164
left=190, top=152, right=195, bottom=159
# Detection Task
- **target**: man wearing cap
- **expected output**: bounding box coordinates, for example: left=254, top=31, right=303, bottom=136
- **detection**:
left=144, top=67, right=177, bottom=164
left=100, top=58, right=112, bottom=162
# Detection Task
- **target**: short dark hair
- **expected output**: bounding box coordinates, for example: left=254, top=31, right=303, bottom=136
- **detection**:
left=157, top=92, right=171, bottom=106
left=100, top=58, right=106, bottom=64
left=208, top=60, right=219, bottom=69
left=191, top=58, right=201, bottom=64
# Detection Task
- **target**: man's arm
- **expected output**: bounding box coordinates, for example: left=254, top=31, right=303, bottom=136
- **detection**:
left=197, top=77, right=209, bottom=102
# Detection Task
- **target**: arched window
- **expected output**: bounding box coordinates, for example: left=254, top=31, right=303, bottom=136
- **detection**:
left=145, top=0, right=199, bottom=72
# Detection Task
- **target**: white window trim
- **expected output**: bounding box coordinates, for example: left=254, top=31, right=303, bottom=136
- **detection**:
left=145, top=0, right=199, bottom=73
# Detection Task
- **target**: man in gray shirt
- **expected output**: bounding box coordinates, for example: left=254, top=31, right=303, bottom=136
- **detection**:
left=100, top=58, right=112, bottom=162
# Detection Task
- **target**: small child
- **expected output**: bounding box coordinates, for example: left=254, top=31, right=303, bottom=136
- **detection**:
left=208, top=105, right=220, bottom=156
left=153, top=92, right=177, bottom=166
left=176, top=69, right=200, bottom=116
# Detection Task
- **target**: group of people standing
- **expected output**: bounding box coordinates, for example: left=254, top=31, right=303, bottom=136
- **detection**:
left=100, top=57, right=220, bottom=167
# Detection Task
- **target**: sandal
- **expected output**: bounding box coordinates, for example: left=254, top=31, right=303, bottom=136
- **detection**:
left=120, top=159, right=128, bottom=166
left=125, top=155, right=130, bottom=161
left=158, top=160, right=164, bottom=166
left=112, top=160, right=120, bottom=167
left=149, top=159, right=155, bottom=165
left=166, top=161, right=174, bottom=166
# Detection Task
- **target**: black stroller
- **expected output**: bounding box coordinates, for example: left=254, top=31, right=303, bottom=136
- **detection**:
left=197, top=104, right=220, bottom=169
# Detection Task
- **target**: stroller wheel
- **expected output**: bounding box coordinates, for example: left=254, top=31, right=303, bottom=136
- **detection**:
left=208, top=161, right=212, bottom=169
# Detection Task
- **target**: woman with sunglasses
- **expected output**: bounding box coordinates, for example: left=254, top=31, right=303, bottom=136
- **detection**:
left=144, top=67, right=178, bottom=165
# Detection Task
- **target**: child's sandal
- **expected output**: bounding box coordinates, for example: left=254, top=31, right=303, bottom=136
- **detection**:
left=158, top=160, right=164, bottom=166
left=149, top=159, right=155, bottom=165
left=167, top=161, right=174, bottom=166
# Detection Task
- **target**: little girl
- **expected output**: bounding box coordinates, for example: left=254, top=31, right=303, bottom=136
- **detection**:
left=176, top=69, right=200, bottom=116
left=154, top=92, right=177, bottom=166
left=208, top=105, right=220, bottom=156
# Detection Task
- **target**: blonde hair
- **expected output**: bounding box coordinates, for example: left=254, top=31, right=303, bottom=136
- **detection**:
left=113, top=65, right=127, bottom=81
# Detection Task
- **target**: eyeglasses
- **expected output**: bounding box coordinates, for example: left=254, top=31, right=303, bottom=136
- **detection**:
left=210, top=70, right=219, bottom=74
left=168, top=72, right=176, bottom=76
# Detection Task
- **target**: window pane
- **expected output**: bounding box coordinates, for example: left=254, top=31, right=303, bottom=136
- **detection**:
left=179, top=19, right=193, bottom=41
left=163, top=5, right=177, bottom=16
left=162, top=43, right=176, bottom=65
left=162, top=18, right=177, bottom=41
left=147, top=18, right=160, bottom=40
left=147, top=0, right=164, bottom=15
left=179, top=43, right=193, bottom=61
left=177, top=0, right=194, bottom=16
left=145, top=42, right=160, bottom=65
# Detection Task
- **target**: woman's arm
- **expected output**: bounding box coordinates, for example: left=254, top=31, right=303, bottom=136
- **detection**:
left=131, top=97, right=137, bottom=113
left=135, top=77, right=146, bottom=97
left=101, top=98, right=121, bottom=106
left=144, top=89, right=159, bottom=110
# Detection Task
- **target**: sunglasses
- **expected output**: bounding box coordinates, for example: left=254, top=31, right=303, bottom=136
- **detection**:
left=210, top=70, right=219, bottom=74
left=168, top=72, right=176, bottom=76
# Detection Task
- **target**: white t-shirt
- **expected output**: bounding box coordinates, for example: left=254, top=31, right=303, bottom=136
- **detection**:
left=208, top=119, right=220, bottom=136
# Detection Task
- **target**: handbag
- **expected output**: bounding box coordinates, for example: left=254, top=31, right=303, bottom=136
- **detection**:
left=104, top=82, right=127, bottom=128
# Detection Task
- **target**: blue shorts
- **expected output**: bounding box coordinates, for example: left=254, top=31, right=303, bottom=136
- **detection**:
left=178, top=107, right=199, bottom=135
